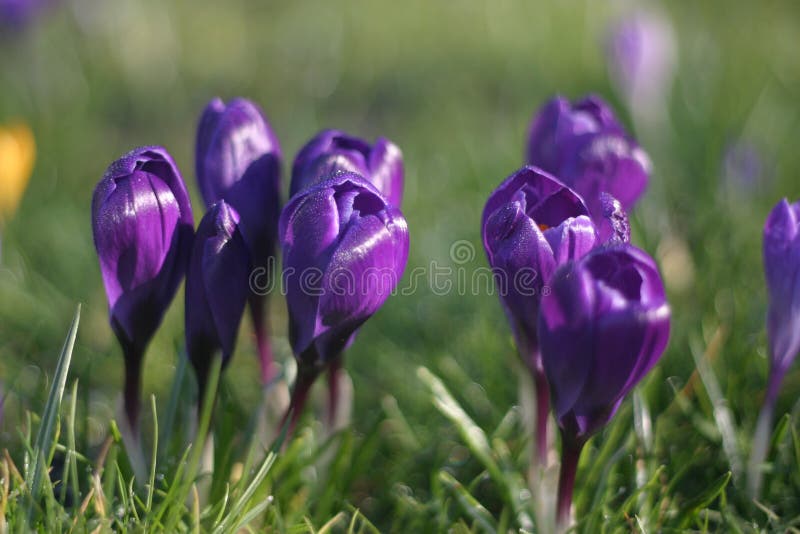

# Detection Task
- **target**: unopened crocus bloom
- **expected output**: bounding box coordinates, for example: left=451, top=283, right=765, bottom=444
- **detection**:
left=196, top=97, right=282, bottom=384
left=526, top=95, right=650, bottom=240
left=538, top=244, right=670, bottom=525
left=482, top=166, right=599, bottom=462
left=607, top=10, right=676, bottom=117
left=279, top=172, right=408, bottom=426
left=185, top=201, right=251, bottom=395
left=0, top=122, right=35, bottom=225
left=291, top=129, right=403, bottom=206
left=92, top=146, right=194, bottom=430
left=748, top=199, right=800, bottom=497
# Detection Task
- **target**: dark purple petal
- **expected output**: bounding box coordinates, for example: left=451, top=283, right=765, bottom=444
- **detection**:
left=368, top=137, right=404, bottom=206
left=538, top=266, right=596, bottom=420
left=569, top=303, right=669, bottom=437
left=484, top=196, right=556, bottom=361
left=482, top=166, right=589, bottom=259
left=313, top=206, right=409, bottom=361
left=542, top=215, right=599, bottom=265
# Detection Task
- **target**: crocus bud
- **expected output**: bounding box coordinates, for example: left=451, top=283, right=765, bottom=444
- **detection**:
left=92, top=146, right=194, bottom=429
left=526, top=95, right=650, bottom=240
left=279, top=172, right=409, bottom=423
left=482, top=166, right=598, bottom=369
left=763, top=199, right=800, bottom=393
left=185, top=201, right=251, bottom=394
left=291, top=129, right=404, bottom=206
left=748, top=198, right=800, bottom=497
left=538, top=244, right=669, bottom=525
left=196, top=97, right=282, bottom=384
left=196, top=97, right=282, bottom=266
left=0, top=122, right=35, bottom=224
left=539, top=244, right=670, bottom=439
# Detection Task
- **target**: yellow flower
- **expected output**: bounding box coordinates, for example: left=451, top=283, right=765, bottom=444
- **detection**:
left=0, top=122, right=36, bottom=224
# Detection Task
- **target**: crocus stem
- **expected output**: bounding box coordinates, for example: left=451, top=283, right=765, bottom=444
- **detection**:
left=747, top=370, right=783, bottom=499
left=122, top=355, right=142, bottom=434
left=119, top=346, right=146, bottom=484
left=556, top=431, right=585, bottom=529
left=327, top=356, right=343, bottom=428
left=281, top=364, right=319, bottom=438
left=533, top=366, right=551, bottom=466
left=250, top=295, right=275, bottom=384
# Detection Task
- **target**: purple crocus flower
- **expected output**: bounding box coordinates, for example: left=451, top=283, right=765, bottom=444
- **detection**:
left=185, top=201, right=251, bottom=395
left=538, top=244, right=670, bottom=525
left=607, top=10, right=676, bottom=115
left=92, top=146, right=194, bottom=430
left=482, top=166, right=598, bottom=367
left=291, top=129, right=404, bottom=206
left=195, top=97, right=282, bottom=384
left=748, top=199, right=800, bottom=497
left=482, top=167, right=628, bottom=464
left=279, top=172, right=409, bottom=426
left=526, top=95, right=650, bottom=240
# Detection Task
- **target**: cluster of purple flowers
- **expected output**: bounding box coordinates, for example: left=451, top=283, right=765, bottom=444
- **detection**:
left=90, top=91, right=800, bottom=527
left=483, top=95, right=670, bottom=525
left=91, top=98, right=408, bottom=434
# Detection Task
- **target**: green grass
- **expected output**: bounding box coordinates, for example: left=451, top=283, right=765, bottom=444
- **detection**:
left=2, top=0, right=800, bottom=531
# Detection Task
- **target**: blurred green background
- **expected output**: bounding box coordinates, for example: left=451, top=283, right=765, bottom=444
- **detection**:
left=2, top=0, right=800, bottom=527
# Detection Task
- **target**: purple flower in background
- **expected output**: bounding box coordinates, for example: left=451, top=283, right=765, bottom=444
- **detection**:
left=526, top=96, right=625, bottom=172
left=0, top=0, right=48, bottom=30
left=607, top=10, right=676, bottom=115
left=195, top=97, right=282, bottom=384
left=185, top=201, right=251, bottom=395
left=526, top=95, right=650, bottom=240
left=723, top=140, right=763, bottom=194
left=748, top=199, right=800, bottom=497
left=92, top=146, right=194, bottom=430
left=279, top=172, right=409, bottom=426
left=538, top=244, right=669, bottom=525
left=291, top=129, right=404, bottom=206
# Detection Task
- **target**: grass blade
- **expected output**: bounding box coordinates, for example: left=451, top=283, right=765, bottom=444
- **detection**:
left=27, top=304, right=80, bottom=508
left=438, top=471, right=497, bottom=533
